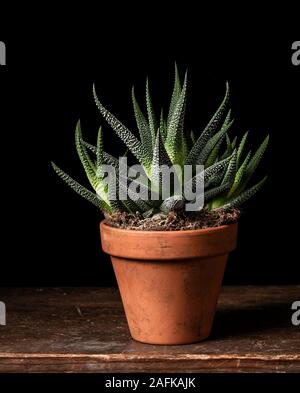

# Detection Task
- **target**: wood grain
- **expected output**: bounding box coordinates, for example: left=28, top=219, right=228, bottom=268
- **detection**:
left=0, top=286, right=299, bottom=372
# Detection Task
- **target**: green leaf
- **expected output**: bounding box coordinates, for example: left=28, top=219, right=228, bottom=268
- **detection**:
left=167, top=62, right=182, bottom=127
left=93, top=84, right=152, bottom=172
left=205, top=170, right=225, bottom=189
left=221, top=148, right=237, bottom=186
left=82, top=140, right=97, bottom=154
left=182, top=132, right=189, bottom=162
left=226, top=133, right=231, bottom=150
left=236, top=131, right=249, bottom=168
left=183, top=128, right=194, bottom=153
left=82, top=140, right=120, bottom=169
left=204, top=153, right=233, bottom=184
left=96, top=126, right=104, bottom=175
left=122, top=197, right=147, bottom=213
left=146, top=78, right=157, bottom=148
left=190, top=130, right=196, bottom=145
left=241, top=134, right=269, bottom=191
left=195, top=119, right=234, bottom=165
left=127, top=190, right=153, bottom=212
left=231, top=136, right=237, bottom=149
left=227, top=150, right=251, bottom=198
left=219, top=133, right=233, bottom=161
left=186, top=82, right=230, bottom=165
left=160, top=108, right=167, bottom=141
left=165, top=71, right=188, bottom=164
left=103, top=152, right=119, bottom=167
left=205, top=182, right=231, bottom=203
left=75, top=121, right=99, bottom=189
left=205, top=134, right=225, bottom=167
left=220, top=176, right=267, bottom=210
left=51, top=162, right=112, bottom=212
left=151, top=129, right=172, bottom=189
left=132, top=86, right=152, bottom=156
left=185, top=153, right=232, bottom=198
left=209, top=150, right=237, bottom=209
left=124, top=177, right=154, bottom=212
left=106, top=171, right=123, bottom=213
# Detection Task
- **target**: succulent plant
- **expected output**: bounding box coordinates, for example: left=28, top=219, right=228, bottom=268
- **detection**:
left=52, top=64, right=268, bottom=217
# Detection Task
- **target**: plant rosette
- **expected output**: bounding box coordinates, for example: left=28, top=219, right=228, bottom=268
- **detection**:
left=52, top=64, right=268, bottom=344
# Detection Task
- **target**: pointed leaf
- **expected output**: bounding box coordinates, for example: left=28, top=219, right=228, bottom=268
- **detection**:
left=236, top=131, right=249, bottom=168
left=106, top=171, right=123, bottom=213
left=182, top=132, right=189, bottom=161
left=104, top=152, right=119, bottom=167
left=185, top=154, right=232, bottom=197
left=204, top=153, right=232, bottom=183
left=205, top=182, right=231, bottom=203
left=82, top=140, right=96, bottom=154
left=186, top=82, right=230, bottom=164
left=51, top=162, right=111, bottom=212
left=121, top=198, right=141, bottom=214
left=165, top=71, right=188, bottom=164
left=231, top=136, right=237, bottom=149
left=195, top=119, right=234, bottom=165
left=132, top=86, right=152, bottom=156
left=160, top=108, right=167, bottom=141
left=82, top=140, right=120, bottom=169
left=75, top=121, right=99, bottom=189
left=205, top=134, right=225, bottom=167
left=190, top=130, right=196, bottom=145
left=167, top=62, right=182, bottom=126
left=93, top=84, right=151, bottom=170
left=124, top=177, right=154, bottom=212
left=221, top=176, right=267, bottom=210
left=146, top=78, right=157, bottom=148
left=151, top=129, right=172, bottom=188
left=228, top=150, right=251, bottom=197
left=205, top=170, right=225, bottom=189
left=96, top=126, right=104, bottom=174
left=221, top=148, right=237, bottom=186
left=241, top=134, right=269, bottom=191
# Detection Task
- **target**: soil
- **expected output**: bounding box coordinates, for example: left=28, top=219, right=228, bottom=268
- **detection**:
left=104, top=208, right=240, bottom=231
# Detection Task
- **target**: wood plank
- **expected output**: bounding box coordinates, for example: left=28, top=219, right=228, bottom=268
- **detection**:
left=0, top=286, right=299, bottom=372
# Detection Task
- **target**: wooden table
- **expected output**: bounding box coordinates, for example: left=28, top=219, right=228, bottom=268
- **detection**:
left=0, top=287, right=299, bottom=373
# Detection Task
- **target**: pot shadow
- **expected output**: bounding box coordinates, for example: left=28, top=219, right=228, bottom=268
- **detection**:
left=211, top=301, right=294, bottom=340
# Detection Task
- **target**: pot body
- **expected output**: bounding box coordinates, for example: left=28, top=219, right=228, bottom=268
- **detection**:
left=100, top=221, right=238, bottom=345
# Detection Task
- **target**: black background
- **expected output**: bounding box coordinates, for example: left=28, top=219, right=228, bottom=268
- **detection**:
left=1, top=8, right=299, bottom=287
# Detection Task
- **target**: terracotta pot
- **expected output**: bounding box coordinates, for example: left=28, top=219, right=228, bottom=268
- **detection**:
left=100, top=221, right=238, bottom=345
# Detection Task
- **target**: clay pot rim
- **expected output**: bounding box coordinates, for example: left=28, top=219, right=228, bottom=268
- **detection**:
left=101, top=219, right=237, bottom=235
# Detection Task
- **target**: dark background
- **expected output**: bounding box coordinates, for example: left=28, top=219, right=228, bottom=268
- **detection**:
left=1, top=9, right=299, bottom=286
